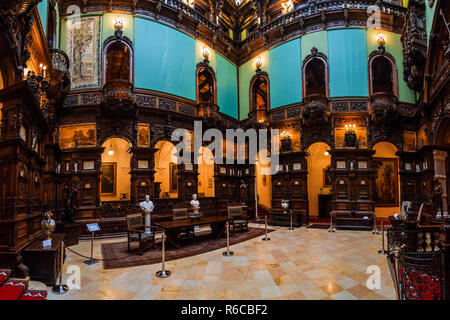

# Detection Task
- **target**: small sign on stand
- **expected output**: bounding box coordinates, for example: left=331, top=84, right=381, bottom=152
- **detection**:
left=84, top=223, right=100, bottom=265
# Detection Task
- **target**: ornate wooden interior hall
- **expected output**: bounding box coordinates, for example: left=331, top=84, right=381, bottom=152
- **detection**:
left=0, top=0, right=449, bottom=301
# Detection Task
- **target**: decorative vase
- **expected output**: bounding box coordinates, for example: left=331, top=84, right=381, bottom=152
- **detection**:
left=281, top=200, right=289, bottom=213
left=41, top=211, right=55, bottom=240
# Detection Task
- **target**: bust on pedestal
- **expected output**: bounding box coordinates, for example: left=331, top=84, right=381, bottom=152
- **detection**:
left=139, top=195, right=154, bottom=234
left=190, top=194, right=202, bottom=219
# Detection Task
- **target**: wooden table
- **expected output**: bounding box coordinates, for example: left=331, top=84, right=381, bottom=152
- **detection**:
left=154, top=216, right=230, bottom=239
left=23, top=233, right=65, bottom=286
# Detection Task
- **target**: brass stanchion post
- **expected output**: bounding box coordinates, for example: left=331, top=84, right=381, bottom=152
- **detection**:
left=289, top=210, right=294, bottom=230
left=223, top=221, right=234, bottom=256
left=328, top=211, right=335, bottom=233
left=52, top=241, right=69, bottom=294
left=156, top=231, right=171, bottom=278
left=378, top=221, right=386, bottom=254
left=372, top=211, right=380, bottom=234
left=262, top=214, right=271, bottom=241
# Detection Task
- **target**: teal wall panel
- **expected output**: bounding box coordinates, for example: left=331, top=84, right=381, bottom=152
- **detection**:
left=268, top=39, right=302, bottom=109
left=38, top=0, right=48, bottom=35
left=216, top=54, right=238, bottom=119
left=425, top=0, right=437, bottom=46
left=134, top=18, right=196, bottom=100
left=328, top=29, right=369, bottom=97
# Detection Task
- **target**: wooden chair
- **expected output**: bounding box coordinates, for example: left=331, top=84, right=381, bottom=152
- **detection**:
left=227, top=205, right=249, bottom=232
left=126, top=212, right=155, bottom=255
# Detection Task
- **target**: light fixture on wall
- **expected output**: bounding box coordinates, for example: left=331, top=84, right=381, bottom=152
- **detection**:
left=376, top=32, right=385, bottom=53
left=108, top=141, right=114, bottom=156
left=281, top=0, right=294, bottom=15
left=202, top=46, right=210, bottom=62
left=255, top=56, right=263, bottom=71
left=183, top=0, right=195, bottom=8
left=114, top=16, right=124, bottom=37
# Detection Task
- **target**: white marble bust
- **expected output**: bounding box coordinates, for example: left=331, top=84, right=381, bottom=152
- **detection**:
left=190, top=194, right=200, bottom=214
left=139, top=195, right=154, bottom=233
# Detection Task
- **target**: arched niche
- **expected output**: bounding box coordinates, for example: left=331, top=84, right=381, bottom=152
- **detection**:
left=255, top=149, right=272, bottom=209
left=306, top=142, right=331, bottom=215
left=197, top=146, right=215, bottom=197
left=154, top=140, right=179, bottom=198
left=249, top=72, right=270, bottom=112
left=100, top=137, right=132, bottom=201
left=368, top=52, right=398, bottom=97
left=196, top=63, right=217, bottom=105
left=302, top=48, right=329, bottom=98
left=102, top=37, right=133, bottom=84
left=373, top=141, right=400, bottom=218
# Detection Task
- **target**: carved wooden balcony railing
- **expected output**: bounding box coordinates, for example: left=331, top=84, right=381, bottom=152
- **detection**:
left=241, top=0, right=406, bottom=48
left=198, top=102, right=220, bottom=119
left=302, top=93, right=330, bottom=125
left=370, top=92, right=398, bottom=123
left=103, top=80, right=134, bottom=103
left=47, top=49, right=71, bottom=104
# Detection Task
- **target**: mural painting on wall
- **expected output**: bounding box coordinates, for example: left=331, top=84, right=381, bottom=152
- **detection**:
left=403, top=131, right=417, bottom=152
left=170, top=162, right=178, bottom=192
left=66, top=16, right=102, bottom=89
left=59, top=123, right=96, bottom=149
left=137, top=124, right=150, bottom=147
left=334, top=128, right=368, bottom=149
left=101, top=162, right=116, bottom=195
left=373, top=157, right=399, bottom=207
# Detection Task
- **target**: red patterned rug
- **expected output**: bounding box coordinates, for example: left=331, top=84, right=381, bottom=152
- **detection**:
left=101, top=227, right=272, bottom=270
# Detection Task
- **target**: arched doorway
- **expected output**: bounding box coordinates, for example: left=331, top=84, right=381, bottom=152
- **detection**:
left=154, top=140, right=179, bottom=198
left=100, top=137, right=132, bottom=201
left=306, top=142, right=331, bottom=216
left=197, top=146, right=215, bottom=197
left=249, top=73, right=270, bottom=123
left=255, top=149, right=272, bottom=209
left=373, top=142, right=400, bottom=218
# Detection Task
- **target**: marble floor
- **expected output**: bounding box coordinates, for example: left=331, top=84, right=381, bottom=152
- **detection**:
left=29, top=224, right=396, bottom=300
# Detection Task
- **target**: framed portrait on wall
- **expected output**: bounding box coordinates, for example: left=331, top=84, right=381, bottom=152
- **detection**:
left=100, top=162, right=116, bottom=195
left=169, top=162, right=178, bottom=192
left=323, top=166, right=332, bottom=187
left=373, top=157, right=399, bottom=207
left=137, top=124, right=150, bottom=147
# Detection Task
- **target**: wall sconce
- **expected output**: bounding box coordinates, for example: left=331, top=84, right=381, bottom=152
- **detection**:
left=376, top=32, right=385, bottom=52
left=255, top=56, right=263, bottom=71
left=183, top=0, right=194, bottom=8
left=114, top=16, right=124, bottom=37
left=202, top=46, right=210, bottom=62
left=281, top=0, right=294, bottom=15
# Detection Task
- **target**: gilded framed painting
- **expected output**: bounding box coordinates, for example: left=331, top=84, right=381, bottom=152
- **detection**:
left=373, top=157, right=399, bottom=207
left=59, top=123, right=96, bottom=149
left=137, top=124, right=150, bottom=147
left=100, top=162, right=116, bottom=195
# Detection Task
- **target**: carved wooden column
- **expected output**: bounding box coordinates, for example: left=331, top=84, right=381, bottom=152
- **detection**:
left=438, top=218, right=450, bottom=300
left=433, top=150, right=448, bottom=217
